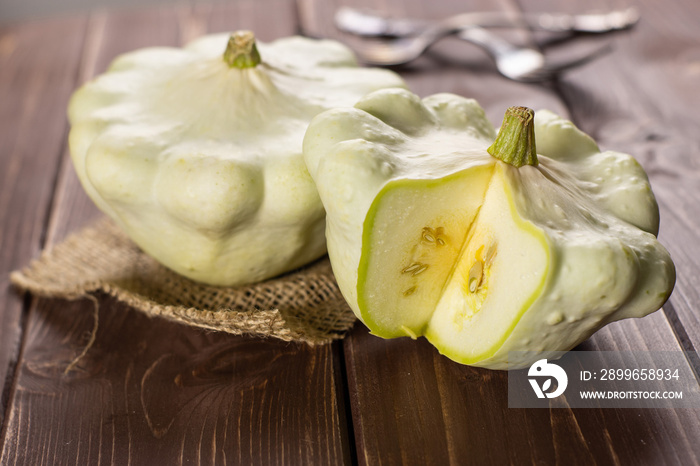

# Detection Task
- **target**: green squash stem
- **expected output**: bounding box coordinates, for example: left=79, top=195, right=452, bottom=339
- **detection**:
left=487, top=106, right=538, bottom=168
left=223, top=30, right=261, bottom=69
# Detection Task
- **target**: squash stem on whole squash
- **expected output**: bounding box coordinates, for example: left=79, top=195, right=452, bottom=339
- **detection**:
left=223, top=30, right=261, bottom=69
left=487, top=106, right=539, bottom=168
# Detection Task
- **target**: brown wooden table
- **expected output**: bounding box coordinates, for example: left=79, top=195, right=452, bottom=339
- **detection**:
left=2, top=0, right=700, bottom=464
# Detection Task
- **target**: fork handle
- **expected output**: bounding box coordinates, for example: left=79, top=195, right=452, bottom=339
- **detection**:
left=336, top=7, right=639, bottom=37
left=446, top=9, right=639, bottom=34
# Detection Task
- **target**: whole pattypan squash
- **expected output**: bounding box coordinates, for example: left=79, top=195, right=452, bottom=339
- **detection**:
left=68, top=31, right=405, bottom=286
left=303, top=88, right=675, bottom=369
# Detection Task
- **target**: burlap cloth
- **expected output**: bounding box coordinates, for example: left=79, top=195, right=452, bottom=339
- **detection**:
left=10, top=217, right=356, bottom=345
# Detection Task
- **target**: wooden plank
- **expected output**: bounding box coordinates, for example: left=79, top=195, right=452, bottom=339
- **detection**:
left=299, top=0, right=700, bottom=463
left=2, top=1, right=351, bottom=464
left=0, top=15, right=87, bottom=427
left=2, top=298, right=348, bottom=465
left=345, top=317, right=700, bottom=465
left=534, top=0, right=700, bottom=352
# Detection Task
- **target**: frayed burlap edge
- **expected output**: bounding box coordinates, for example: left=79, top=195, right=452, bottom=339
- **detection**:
left=10, top=217, right=356, bottom=345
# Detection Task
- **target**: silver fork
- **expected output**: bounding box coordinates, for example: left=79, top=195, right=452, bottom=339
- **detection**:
left=349, top=24, right=611, bottom=82
left=340, top=7, right=631, bottom=82
left=335, top=7, right=640, bottom=37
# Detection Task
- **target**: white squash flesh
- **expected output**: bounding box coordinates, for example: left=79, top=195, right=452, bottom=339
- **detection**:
left=359, top=163, right=493, bottom=337
left=426, top=164, right=549, bottom=365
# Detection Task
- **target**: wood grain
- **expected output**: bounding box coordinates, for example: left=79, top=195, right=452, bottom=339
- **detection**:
left=2, top=0, right=700, bottom=463
left=2, top=1, right=351, bottom=464
left=345, top=318, right=700, bottom=465
left=0, top=16, right=87, bottom=427
left=530, top=0, right=700, bottom=352
left=1, top=297, right=349, bottom=465
left=299, top=0, right=700, bottom=463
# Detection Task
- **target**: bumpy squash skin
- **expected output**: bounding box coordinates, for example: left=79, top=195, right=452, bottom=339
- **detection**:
left=69, top=33, right=405, bottom=286
left=303, top=89, right=675, bottom=369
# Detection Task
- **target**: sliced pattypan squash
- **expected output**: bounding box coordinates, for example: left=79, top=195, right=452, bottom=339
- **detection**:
left=68, top=31, right=405, bottom=286
left=303, top=88, right=675, bottom=369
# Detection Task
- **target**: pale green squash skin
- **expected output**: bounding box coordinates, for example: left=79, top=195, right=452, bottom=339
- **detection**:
left=68, top=33, right=405, bottom=286
left=303, top=89, right=675, bottom=369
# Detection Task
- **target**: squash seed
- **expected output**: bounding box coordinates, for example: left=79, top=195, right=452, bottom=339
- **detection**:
left=468, top=261, right=484, bottom=293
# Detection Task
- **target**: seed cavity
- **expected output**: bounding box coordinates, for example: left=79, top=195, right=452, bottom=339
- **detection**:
left=468, top=261, right=484, bottom=293
left=403, top=286, right=417, bottom=296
